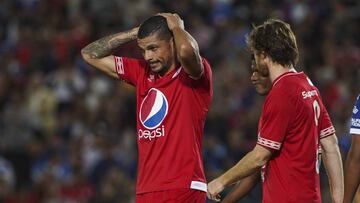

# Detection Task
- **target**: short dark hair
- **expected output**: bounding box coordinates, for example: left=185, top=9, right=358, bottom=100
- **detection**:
left=247, top=19, right=299, bottom=66
left=138, top=16, right=172, bottom=40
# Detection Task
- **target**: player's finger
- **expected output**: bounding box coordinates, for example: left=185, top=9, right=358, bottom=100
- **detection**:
left=207, top=192, right=220, bottom=202
left=206, top=192, right=214, bottom=200
left=212, top=194, right=221, bottom=202
left=173, top=13, right=181, bottom=19
left=156, top=13, right=167, bottom=17
left=206, top=192, right=212, bottom=199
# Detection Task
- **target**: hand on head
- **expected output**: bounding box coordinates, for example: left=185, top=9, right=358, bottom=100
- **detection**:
left=156, top=13, right=184, bottom=30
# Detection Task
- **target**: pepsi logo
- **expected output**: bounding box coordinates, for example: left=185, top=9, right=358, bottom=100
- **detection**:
left=139, top=88, right=168, bottom=129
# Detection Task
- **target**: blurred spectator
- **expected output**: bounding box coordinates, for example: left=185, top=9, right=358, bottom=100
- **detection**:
left=0, top=156, right=15, bottom=199
left=0, top=0, right=359, bottom=202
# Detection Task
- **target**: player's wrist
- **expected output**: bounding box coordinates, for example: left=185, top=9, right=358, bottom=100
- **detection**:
left=131, top=28, right=139, bottom=39
left=331, top=194, right=343, bottom=203
left=217, top=175, right=228, bottom=188
left=124, top=27, right=138, bottom=40
left=330, top=190, right=343, bottom=203
left=170, top=26, right=184, bottom=32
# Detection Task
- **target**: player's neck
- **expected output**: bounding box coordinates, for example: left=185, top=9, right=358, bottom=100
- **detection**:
left=269, top=64, right=296, bottom=83
left=158, top=61, right=177, bottom=77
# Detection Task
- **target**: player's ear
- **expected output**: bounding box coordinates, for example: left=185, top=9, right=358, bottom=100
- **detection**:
left=263, top=54, right=274, bottom=65
left=259, top=63, right=269, bottom=77
left=259, top=51, right=267, bottom=60
left=260, top=53, right=270, bottom=77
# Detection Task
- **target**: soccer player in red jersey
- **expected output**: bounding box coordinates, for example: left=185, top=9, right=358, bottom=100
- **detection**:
left=207, top=19, right=343, bottom=203
left=81, top=13, right=212, bottom=202
left=344, top=94, right=360, bottom=203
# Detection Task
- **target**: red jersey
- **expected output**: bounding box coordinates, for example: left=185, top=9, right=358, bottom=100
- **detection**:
left=257, top=71, right=335, bottom=203
left=114, top=56, right=212, bottom=194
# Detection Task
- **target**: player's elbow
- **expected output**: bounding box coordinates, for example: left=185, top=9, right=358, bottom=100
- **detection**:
left=178, top=45, right=203, bottom=77
left=178, top=42, right=200, bottom=63
left=81, top=49, right=90, bottom=62
left=254, top=155, right=269, bottom=168
left=81, top=48, right=97, bottom=64
left=321, top=134, right=339, bottom=153
left=252, top=147, right=271, bottom=168
left=178, top=42, right=195, bottom=57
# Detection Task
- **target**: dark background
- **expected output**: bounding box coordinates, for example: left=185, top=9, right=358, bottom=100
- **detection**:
left=0, top=0, right=359, bottom=202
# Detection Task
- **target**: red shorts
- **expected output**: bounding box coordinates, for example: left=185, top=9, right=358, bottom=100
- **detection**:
left=136, top=189, right=206, bottom=203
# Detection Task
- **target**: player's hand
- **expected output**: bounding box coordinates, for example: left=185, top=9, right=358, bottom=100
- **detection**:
left=157, top=13, right=184, bottom=30
left=207, top=178, right=225, bottom=202
left=131, top=26, right=139, bottom=36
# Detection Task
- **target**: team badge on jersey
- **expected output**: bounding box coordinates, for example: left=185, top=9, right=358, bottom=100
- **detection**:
left=139, top=88, right=168, bottom=129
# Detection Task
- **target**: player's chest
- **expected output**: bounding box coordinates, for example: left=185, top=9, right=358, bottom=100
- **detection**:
left=137, top=80, right=187, bottom=111
left=137, top=71, right=189, bottom=102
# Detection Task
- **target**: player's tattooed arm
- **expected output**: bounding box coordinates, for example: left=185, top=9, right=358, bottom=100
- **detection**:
left=82, top=27, right=138, bottom=59
left=81, top=27, right=138, bottom=79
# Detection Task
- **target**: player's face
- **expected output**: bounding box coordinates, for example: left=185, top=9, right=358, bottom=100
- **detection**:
left=251, top=54, right=272, bottom=95
left=138, top=33, right=175, bottom=75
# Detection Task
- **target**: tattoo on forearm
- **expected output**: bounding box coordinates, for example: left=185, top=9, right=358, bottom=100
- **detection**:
left=82, top=31, right=135, bottom=59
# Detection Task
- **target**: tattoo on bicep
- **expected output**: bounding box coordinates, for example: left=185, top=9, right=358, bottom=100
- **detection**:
left=82, top=31, right=135, bottom=59
left=82, top=35, right=113, bottom=58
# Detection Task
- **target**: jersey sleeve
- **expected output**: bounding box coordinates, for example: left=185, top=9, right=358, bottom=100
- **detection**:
left=179, top=58, right=212, bottom=90
left=257, top=89, right=293, bottom=150
left=114, top=56, right=146, bottom=86
left=350, top=95, right=360, bottom=135
left=196, top=58, right=212, bottom=87
left=318, top=99, right=336, bottom=139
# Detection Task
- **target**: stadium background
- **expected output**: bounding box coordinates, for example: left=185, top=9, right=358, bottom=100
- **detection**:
left=0, top=0, right=359, bottom=202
